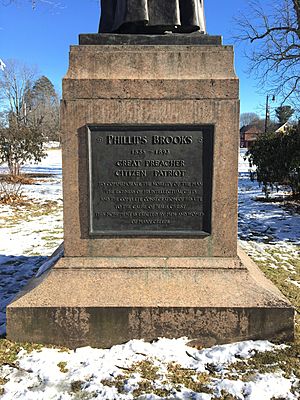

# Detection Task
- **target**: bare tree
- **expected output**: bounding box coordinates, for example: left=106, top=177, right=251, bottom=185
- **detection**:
left=0, top=59, right=37, bottom=126
left=240, top=112, right=260, bottom=127
left=234, top=0, right=300, bottom=109
left=0, top=0, right=63, bottom=8
left=0, top=60, right=46, bottom=175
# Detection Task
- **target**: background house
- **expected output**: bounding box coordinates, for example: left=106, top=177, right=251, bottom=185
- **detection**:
left=240, top=122, right=264, bottom=148
left=240, top=121, right=292, bottom=148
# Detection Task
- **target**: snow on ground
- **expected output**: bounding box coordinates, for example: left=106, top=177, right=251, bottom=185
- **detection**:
left=1, top=338, right=299, bottom=400
left=0, top=149, right=63, bottom=335
left=238, top=171, right=300, bottom=269
left=238, top=148, right=254, bottom=174
left=0, top=148, right=62, bottom=203
left=239, top=174, right=300, bottom=245
left=238, top=149, right=300, bottom=292
left=0, top=149, right=63, bottom=256
left=0, top=148, right=299, bottom=399
left=239, top=148, right=300, bottom=245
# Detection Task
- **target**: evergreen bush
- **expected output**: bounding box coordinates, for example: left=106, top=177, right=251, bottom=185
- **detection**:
left=246, top=126, right=300, bottom=197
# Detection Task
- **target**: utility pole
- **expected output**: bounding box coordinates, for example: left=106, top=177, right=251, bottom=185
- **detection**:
left=265, top=94, right=275, bottom=133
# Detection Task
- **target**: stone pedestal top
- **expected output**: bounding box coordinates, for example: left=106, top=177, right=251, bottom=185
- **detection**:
left=79, top=33, right=222, bottom=46
left=66, top=43, right=236, bottom=80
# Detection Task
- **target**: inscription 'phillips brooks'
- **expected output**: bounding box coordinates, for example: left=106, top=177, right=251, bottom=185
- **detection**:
left=106, top=135, right=193, bottom=145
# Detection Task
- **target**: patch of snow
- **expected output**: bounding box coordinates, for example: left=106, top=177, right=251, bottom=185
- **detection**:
left=239, top=148, right=256, bottom=173
left=44, top=141, right=61, bottom=149
left=0, top=255, right=46, bottom=333
left=242, top=373, right=296, bottom=400
left=0, top=210, right=63, bottom=256
left=286, top=278, right=300, bottom=288
left=238, top=172, right=300, bottom=245
left=1, top=339, right=293, bottom=400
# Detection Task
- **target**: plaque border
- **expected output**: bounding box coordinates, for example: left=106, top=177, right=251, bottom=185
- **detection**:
left=87, top=124, right=214, bottom=238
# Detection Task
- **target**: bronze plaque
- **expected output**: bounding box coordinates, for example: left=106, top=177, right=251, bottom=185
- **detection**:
left=88, top=125, right=213, bottom=236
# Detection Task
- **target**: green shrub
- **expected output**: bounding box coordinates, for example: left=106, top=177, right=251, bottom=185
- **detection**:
left=246, top=126, right=300, bottom=197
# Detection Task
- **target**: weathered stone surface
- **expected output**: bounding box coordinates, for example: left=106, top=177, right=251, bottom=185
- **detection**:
left=79, top=33, right=222, bottom=46
left=61, top=43, right=239, bottom=258
left=7, top=248, right=294, bottom=348
left=62, top=79, right=239, bottom=101
left=67, top=45, right=236, bottom=79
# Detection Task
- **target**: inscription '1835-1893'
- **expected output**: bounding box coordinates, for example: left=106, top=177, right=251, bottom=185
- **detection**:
left=88, top=125, right=213, bottom=236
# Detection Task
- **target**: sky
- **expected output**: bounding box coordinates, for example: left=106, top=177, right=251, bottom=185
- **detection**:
left=0, top=0, right=276, bottom=117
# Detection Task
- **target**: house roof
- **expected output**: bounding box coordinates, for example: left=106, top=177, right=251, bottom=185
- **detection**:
left=274, top=122, right=290, bottom=132
left=240, top=123, right=264, bottom=134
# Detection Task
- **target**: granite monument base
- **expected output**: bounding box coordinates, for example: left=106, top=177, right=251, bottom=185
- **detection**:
left=7, top=247, right=294, bottom=348
left=6, top=34, right=294, bottom=347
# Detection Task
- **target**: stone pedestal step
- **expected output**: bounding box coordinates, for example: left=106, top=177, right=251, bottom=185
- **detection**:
left=7, top=247, right=294, bottom=348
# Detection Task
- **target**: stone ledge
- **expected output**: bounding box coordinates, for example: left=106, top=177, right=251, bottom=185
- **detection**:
left=5, top=267, right=289, bottom=308
left=62, top=79, right=239, bottom=101
left=51, top=256, right=243, bottom=270
left=79, top=33, right=222, bottom=46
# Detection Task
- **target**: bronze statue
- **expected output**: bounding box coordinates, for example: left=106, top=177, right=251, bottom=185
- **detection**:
left=99, top=0, right=206, bottom=34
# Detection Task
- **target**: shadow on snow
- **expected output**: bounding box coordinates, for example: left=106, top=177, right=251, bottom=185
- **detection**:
left=0, top=255, right=47, bottom=337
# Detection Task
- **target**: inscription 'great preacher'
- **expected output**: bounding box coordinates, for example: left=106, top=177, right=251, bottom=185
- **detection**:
left=88, top=126, right=213, bottom=236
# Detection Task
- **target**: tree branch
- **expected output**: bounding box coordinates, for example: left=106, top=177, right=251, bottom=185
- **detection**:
left=234, top=0, right=300, bottom=108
